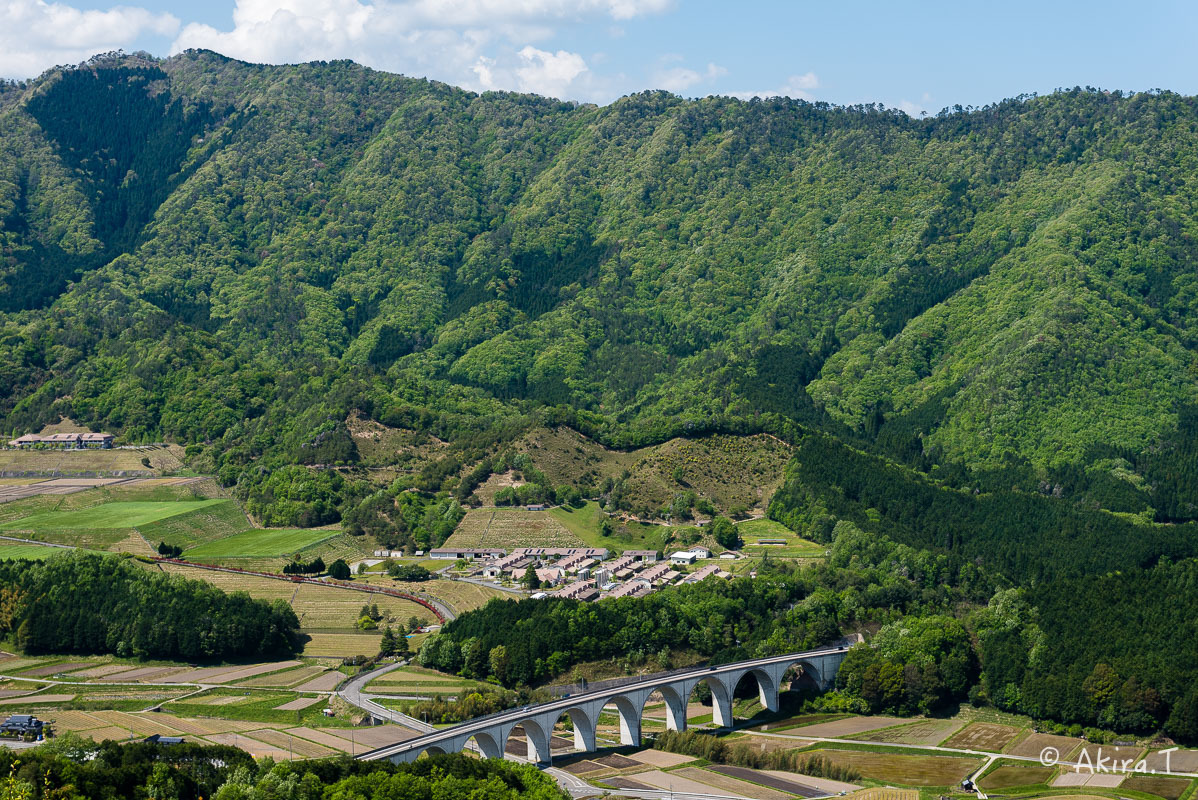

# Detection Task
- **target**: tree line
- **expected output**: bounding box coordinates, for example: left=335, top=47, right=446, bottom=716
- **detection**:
left=0, top=552, right=302, bottom=661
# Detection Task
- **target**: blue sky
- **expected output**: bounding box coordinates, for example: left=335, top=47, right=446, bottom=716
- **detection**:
left=4, top=0, right=1197, bottom=111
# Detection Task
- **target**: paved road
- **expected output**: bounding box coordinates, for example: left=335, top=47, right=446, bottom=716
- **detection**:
left=335, top=661, right=433, bottom=732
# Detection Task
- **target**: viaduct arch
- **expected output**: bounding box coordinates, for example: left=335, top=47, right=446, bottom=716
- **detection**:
left=359, top=645, right=850, bottom=765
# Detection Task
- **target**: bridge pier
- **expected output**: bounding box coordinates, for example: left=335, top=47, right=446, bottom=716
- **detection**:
left=522, top=717, right=553, bottom=764
left=658, top=679, right=697, bottom=732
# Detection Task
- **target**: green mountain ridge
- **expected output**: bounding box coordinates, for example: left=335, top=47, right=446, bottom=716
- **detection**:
left=2, top=51, right=1197, bottom=529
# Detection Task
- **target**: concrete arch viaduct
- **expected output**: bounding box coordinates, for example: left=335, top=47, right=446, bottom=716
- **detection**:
left=359, top=645, right=850, bottom=765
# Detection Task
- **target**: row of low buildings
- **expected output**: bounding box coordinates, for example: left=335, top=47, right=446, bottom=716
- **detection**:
left=450, top=545, right=732, bottom=603
left=7, top=432, right=114, bottom=449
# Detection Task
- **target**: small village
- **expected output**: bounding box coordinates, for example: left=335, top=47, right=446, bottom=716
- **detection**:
left=372, top=544, right=737, bottom=602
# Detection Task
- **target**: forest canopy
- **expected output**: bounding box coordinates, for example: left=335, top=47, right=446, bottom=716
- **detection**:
left=0, top=552, right=302, bottom=660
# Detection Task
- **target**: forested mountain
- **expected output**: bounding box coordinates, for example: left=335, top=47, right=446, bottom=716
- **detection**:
left=2, top=51, right=1197, bottom=534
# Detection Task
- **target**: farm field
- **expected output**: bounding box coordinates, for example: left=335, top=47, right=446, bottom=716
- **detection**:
left=811, top=748, right=983, bottom=787
left=0, top=500, right=225, bottom=530
left=857, top=719, right=964, bottom=745
left=138, top=499, right=249, bottom=548
left=784, top=715, right=906, bottom=737
left=0, top=544, right=79, bottom=560
left=365, top=576, right=508, bottom=616
left=1004, top=732, right=1084, bottom=759
left=367, top=665, right=487, bottom=695
left=1121, top=775, right=1194, bottom=800
left=978, top=762, right=1055, bottom=790
left=185, top=527, right=339, bottom=559
left=444, top=507, right=584, bottom=549
left=301, top=632, right=383, bottom=658
left=942, top=722, right=1022, bottom=751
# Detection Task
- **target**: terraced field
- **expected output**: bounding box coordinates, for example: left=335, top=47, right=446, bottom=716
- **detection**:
left=444, top=508, right=584, bottom=549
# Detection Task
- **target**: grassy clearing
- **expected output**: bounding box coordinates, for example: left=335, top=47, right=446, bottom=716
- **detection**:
left=736, top=518, right=827, bottom=557
left=185, top=528, right=339, bottom=559
left=551, top=501, right=671, bottom=553
left=0, top=500, right=225, bottom=530
left=444, top=507, right=584, bottom=549
left=511, top=428, right=791, bottom=516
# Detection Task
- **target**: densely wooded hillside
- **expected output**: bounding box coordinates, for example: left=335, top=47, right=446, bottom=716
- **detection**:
left=2, top=51, right=1197, bottom=533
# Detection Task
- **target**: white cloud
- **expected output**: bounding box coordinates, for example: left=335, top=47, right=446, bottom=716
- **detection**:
left=0, top=0, right=178, bottom=78
left=897, top=92, right=934, bottom=117
left=515, top=45, right=587, bottom=97
left=652, top=58, right=726, bottom=94
left=169, top=0, right=672, bottom=102
left=730, top=71, right=820, bottom=101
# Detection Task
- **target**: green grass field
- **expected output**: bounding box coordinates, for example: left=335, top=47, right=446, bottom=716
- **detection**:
left=185, top=528, right=339, bottom=558
left=0, top=544, right=76, bottom=560
left=0, top=500, right=225, bottom=530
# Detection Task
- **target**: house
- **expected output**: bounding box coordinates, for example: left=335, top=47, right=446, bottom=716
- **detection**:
left=553, top=579, right=598, bottom=601
left=604, top=579, right=652, bottom=600
left=513, top=547, right=609, bottom=560
left=624, top=550, right=658, bottom=562
left=680, top=564, right=731, bottom=584
left=429, top=547, right=506, bottom=560
left=0, top=715, right=43, bottom=735
left=525, top=503, right=547, bottom=511
left=670, top=548, right=711, bottom=564
left=605, top=555, right=638, bottom=573
left=553, top=554, right=595, bottom=573
left=7, top=432, right=114, bottom=449
left=80, top=432, right=114, bottom=449
left=639, top=563, right=674, bottom=583
left=510, top=567, right=564, bottom=587
left=7, top=435, right=41, bottom=448
left=144, top=734, right=185, bottom=745
left=654, top=569, right=680, bottom=585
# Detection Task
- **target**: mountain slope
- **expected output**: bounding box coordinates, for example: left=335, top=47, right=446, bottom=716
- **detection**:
left=1, top=52, right=1197, bottom=527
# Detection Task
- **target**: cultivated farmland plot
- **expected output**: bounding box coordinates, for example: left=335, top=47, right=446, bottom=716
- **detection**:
left=813, top=748, right=983, bottom=787
left=0, top=500, right=225, bottom=530
left=185, top=527, right=339, bottom=559
left=444, top=508, right=585, bottom=549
